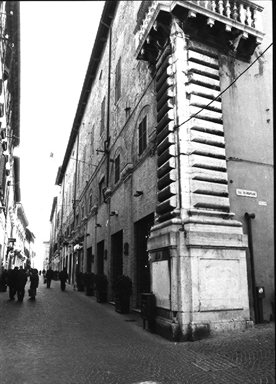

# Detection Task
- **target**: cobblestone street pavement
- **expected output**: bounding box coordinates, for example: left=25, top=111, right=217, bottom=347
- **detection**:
left=0, top=277, right=274, bottom=384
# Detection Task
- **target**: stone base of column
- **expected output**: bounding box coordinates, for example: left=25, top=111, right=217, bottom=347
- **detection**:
left=148, top=217, right=252, bottom=341
left=153, top=316, right=254, bottom=342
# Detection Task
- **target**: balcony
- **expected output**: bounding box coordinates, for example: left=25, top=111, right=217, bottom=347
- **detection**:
left=135, top=0, right=265, bottom=62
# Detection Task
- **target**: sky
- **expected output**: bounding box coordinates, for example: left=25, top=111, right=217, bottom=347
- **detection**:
left=19, top=1, right=105, bottom=266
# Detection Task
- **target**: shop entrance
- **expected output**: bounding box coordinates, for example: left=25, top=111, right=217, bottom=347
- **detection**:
left=111, top=230, right=123, bottom=280
left=97, top=240, right=104, bottom=274
left=87, top=246, right=92, bottom=273
left=134, top=213, right=154, bottom=308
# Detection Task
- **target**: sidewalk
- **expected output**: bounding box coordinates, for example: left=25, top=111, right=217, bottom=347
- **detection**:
left=0, top=278, right=274, bottom=384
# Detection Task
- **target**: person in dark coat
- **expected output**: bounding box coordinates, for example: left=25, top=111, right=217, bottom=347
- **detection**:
left=46, top=268, right=53, bottom=288
left=7, top=267, right=18, bottom=300
left=0, top=268, right=8, bottom=291
left=29, top=269, right=39, bottom=300
left=59, top=267, right=69, bottom=291
left=16, top=267, right=28, bottom=302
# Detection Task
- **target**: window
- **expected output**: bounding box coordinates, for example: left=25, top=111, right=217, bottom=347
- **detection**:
left=81, top=205, right=85, bottom=219
left=115, top=154, right=120, bottom=184
left=89, top=193, right=93, bottom=211
left=101, top=97, right=106, bottom=135
left=115, top=57, right=121, bottom=103
left=99, top=176, right=105, bottom=204
left=76, top=214, right=79, bottom=227
left=138, top=115, right=147, bottom=155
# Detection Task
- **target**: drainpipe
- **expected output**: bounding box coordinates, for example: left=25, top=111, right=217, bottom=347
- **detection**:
left=100, top=19, right=112, bottom=187
left=106, top=25, right=111, bottom=187
left=60, top=172, right=66, bottom=269
left=72, top=129, right=80, bottom=284
left=73, top=130, right=80, bottom=218
left=100, top=19, right=112, bottom=282
left=244, top=212, right=258, bottom=324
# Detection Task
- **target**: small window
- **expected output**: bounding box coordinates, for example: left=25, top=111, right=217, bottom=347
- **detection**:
left=101, top=97, right=106, bottom=135
left=115, top=154, right=120, bottom=184
left=81, top=205, right=85, bottom=218
left=138, top=115, right=147, bottom=155
left=76, top=214, right=79, bottom=227
left=115, top=58, right=121, bottom=104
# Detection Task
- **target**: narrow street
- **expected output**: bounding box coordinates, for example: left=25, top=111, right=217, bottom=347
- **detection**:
left=0, top=277, right=274, bottom=384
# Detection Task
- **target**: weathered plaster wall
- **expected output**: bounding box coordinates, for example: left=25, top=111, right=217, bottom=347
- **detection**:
left=220, top=1, right=273, bottom=320
left=59, top=1, right=157, bottom=297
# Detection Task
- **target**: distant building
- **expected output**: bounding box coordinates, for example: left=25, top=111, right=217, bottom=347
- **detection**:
left=0, top=2, right=35, bottom=273
left=43, top=241, right=50, bottom=271
left=49, top=196, right=60, bottom=271
left=0, top=1, right=21, bottom=271
left=50, top=1, right=273, bottom=340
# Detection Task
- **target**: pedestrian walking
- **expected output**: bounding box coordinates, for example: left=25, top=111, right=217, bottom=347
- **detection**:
left=46, top=268, right=53, bottom=288
left=29, top=269, right=39, bottom=300
left=59, top=267, right=68, bottom=291
left=42, top=269, right=47, bottom=284
left=7, top=267, right=18, bottom=300
left=16, top=267, right=28, bottom=302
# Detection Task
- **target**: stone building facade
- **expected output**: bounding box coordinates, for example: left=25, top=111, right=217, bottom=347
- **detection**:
left=0, top=1, right=29, bottom=272
left=51, top=1, right=273, bottom=340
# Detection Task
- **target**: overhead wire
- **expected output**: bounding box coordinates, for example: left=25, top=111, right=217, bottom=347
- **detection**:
left=114, top=40, right=272, bottom=139
left=56, top=38, right=273, bottom=185
left=175, top=42, right=273, bottom=130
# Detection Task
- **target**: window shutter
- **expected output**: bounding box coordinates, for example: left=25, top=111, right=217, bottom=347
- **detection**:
left=101, top=97, right=105, bottom=134
left=0, top=103, right=4, bottom=118
left=115, top=58, right=121, bottom=103
left=115, top=154, right=120, bottom=183
left=142, top=116, right=147, bottom=152
left=138, top=121, right=143, bottom=155
left=138, top=116, right=147, bottom=155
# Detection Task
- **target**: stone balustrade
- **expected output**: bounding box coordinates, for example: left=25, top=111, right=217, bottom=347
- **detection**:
left=183, top=0, right=263, bottom=35
left=135, top=0, right=265, bottom=60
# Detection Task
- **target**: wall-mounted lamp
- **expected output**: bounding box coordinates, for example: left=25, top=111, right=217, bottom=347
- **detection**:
left=110, top=211, right=118, bottom=217
left=134, top=191, right=143, bottom=197
left=95, top=223, right=101, bottom=228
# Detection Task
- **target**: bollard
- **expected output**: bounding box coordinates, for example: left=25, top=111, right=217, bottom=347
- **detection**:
left=256, top=286, right=265, bottom=323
